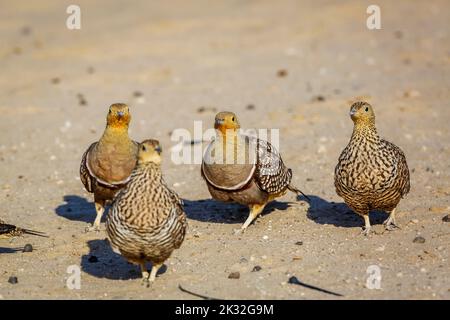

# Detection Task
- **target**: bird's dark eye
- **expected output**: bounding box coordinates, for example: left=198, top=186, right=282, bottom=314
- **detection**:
left=232, top=117, right=235, bottom=121
left=142, top=146, right=147, bottom=151
left=365, top=107, right=369, bottom=112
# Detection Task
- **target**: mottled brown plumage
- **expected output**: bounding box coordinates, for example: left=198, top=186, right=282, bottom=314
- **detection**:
left=0, top=219, right=48, bottom=239
left=334, top=102, right=410, bottom=235
left=106, top=140, right=187, bottom=286
left=201, top=111, right=308, bottom=232
left=80, top=103, right=139, bottom=231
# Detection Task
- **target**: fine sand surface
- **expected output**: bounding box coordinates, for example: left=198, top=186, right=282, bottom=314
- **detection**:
left=0, top=0, right=449, bottom=299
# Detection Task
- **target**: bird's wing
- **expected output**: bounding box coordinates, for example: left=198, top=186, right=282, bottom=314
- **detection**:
left=80, top=142, right=97, bottom=192
left=381, top=139, right=410, bottom=197
left=253, top=138, right=292, bottom=195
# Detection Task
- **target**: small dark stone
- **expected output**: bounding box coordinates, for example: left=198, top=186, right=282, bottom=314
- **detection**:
left=246, top=104, right=255, bottom=110
left=20, top=26, right=32, bottom=36
left=8, top=276, right=18, bottom=284
left=306, top=178, right=313, bottom=182
left=133, top=91, right=143, bottom=97
left=228, top=272, right=240, bottom=279
left=88, top=255, right=98, bottom=263
left=18, top=175, right=24, bottom=179
left=312, top=95, right=325, bottom=102
left=51, top=77, right=60, bottom=84
left=239, top=257, right=248, bottom=263
left=252, top=266, right=262, bottom=272
left=79, top=99, right=87, bottom=106
left=87, top=66, right=95, bottom=74
left=413, top=236, right=426, bottom=244
left=23, top=244, right=33, bottom=253
left=442, top=215, right=450, bottom=223
left=277, top=69, right=288, bottom=77
left=295, top=241, right=303, bottom=246
left=394, top=30, right=403, bottom=39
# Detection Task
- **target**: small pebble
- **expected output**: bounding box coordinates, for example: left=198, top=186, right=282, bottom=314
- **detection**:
left=277, top=69, right=288, bottom=77
left=133, top=91, right=143, bottom=97
left=442, top=215, right=450, bottom=222
left=8, top=276, right=18, bottom=284
left=413, top=236, right=426, bottom=244
left=295, top=241, right=303, bottom=246
left=252, top=266, right=262, bottom=272
left=246, top=104, right=255, bottom=110
left=228, top=272, right=240, bottom=279
left=23, top=244, right=33, bottom=253
left=51, top=77, right=60, bottom=84
left=88, top=255, right=98, bottom=263
left=312, top=95, right=325, bottom=102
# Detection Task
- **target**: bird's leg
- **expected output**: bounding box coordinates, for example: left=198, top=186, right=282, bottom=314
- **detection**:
left=140, top=262, right=150, bottom=287
left=149, top=262, right=163, bottom=283
left=361, top=214, right=372, bottom=236
left=383, top=208, right=400, bottom=231
left=86, top=199, right=105, bottom=232
left=240, top=203, right=267, bottom=231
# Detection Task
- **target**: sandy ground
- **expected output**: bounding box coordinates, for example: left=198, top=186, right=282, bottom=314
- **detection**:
left=0, top=0, right=449, bottom=300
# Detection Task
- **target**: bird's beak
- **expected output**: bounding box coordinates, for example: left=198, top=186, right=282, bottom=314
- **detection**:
left=215, top=118, right=224, bottom=126
left=117, top=111, right=124, bottom=118
left=155, top=146, right=162, bottom=154
left=349, top=109, right=356, bottom=117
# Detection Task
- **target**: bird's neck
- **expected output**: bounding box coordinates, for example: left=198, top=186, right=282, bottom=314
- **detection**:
left=351, top=121, right=380, bottom=145
left=134, top=162, right=163, bottom=181
left=100, top=125, right=132, bottom=145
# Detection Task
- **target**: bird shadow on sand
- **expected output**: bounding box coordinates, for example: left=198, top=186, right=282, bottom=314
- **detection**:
left=183, top=198, right=291, bottom=224
left=80, top=239, right=167, bottom=280
left=297, top=195, right=388, bottom=228
left=0, top=246, right=23, bottom=254
left=55, top=195, right=99, bottom=224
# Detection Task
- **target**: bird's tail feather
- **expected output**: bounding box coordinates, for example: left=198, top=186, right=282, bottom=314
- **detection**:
left=21, top=228, right=49, bottom=238
left=288, top=185, right=310, bottom=202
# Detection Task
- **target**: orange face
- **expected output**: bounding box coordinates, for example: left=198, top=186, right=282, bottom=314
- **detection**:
left=214, top=111, right=240, bottom=135
left=106, top=103, right=131, bottom=128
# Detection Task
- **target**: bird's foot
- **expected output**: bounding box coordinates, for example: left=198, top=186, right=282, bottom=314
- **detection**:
left=383, top=218, right=400, bottom=231
left=233, top=227, right=246, bottom=235
left=361, top=226, right=373, bottom=236
left=141, top=278, right=151, bottom=288
left=85, top=224, right=100, bottom=233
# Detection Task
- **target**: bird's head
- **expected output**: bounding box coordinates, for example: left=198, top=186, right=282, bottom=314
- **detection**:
left=349, top=101, right=375, bottom=124
left=106, top=103, right=131, bottom=128
left=214, top=111, right=240, bottom=135
left=138, top=139, right=162, bottom=165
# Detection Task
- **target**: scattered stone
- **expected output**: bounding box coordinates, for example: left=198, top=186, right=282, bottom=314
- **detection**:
left=262, top=235, right=269, bottom=240
left=20, top=26, right=32, bottom=36
left=239, top=257, right=248, bottom=263
left=51, top=77, right=60, bottom=84
left=252, top=266, right=262, bottom=272
left=8, top=276, right=18, bottom=284
left=197, top=106, right=217, bottom=113
left=394, top=30, right=403, bottom=39
left=312, top=95, right=325, bottom=102
left=413, top=236, right=426, bottom=244
left=246, top=104, right=255, bottom=110
left=88, top=255, right=98, bottom=263
left=295, top=241, right=303, bottom=246
left=133, top=91, right=143, bottom=97
left=87, top=66, right=95, bottom=74
left=403, top=89, right=420, bottom=98
left=228, top=272, right=240, bottom=279
left=23, top=244, right=33, bottom=253
left=442, top=215, right=450, bottom=222
left=18, top=175, right=24, bottom=179
left=277, top=69, right=288, bottom=77
left=410, top=219, right=419, bottom=224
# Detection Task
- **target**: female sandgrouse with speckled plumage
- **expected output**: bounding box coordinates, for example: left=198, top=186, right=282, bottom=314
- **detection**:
left=334, top=102, right=410, bottom=235
left=201, top=111, right=308, bottom=232
left=80, top=103, right=139, bottom=232
left=106, top=140, right=187, bottom=286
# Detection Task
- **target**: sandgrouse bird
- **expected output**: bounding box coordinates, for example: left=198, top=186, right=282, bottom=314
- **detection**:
left=80, top=103, right=139, bottom=231
left=334, top=102, right=410, bottom=235
left=201, top=111, right=308, bottom=232
left=106, top=139, right=187, bottom=286
left=0, top=219, right=48, bottom=239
